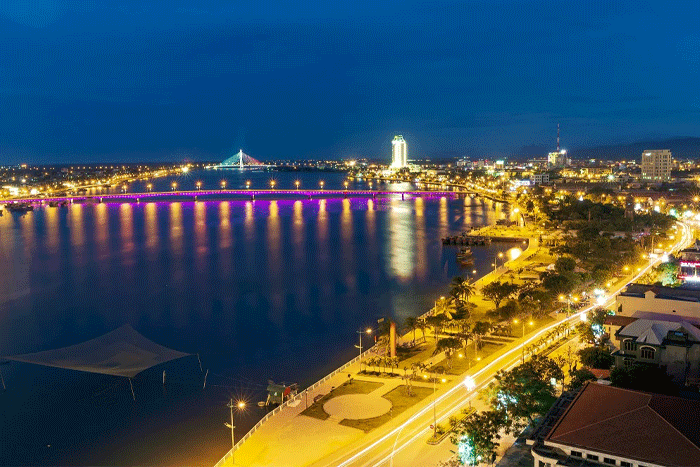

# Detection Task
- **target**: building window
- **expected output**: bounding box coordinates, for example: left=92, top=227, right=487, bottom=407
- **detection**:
left=640, top=346, right=655, bottom=360
left=604, top=458, right=616, bottom=465
left=620, top=462, right=632, bottom=467
left=624, top=357, right=635, bottom=367
left=588, top=454, right=599, bottom=461
left=623, top=339, right=636, bottom=351
left=570, top=451, right=582, bottom=457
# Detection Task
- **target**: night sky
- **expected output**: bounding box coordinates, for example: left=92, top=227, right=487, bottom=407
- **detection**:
left=1, top=1, right=699, bottom=163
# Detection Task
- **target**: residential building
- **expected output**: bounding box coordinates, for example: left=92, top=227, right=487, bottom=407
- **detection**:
left=391, top=135, right=407, bottom=169
left=678, top=240, right=700, bottom=283
left=531, top=173, right=550, bottom=185
left=615, top=283, right=700, bottom=324
left=529, top=382, right=700, bottom=467
left=611, top=318, right=700, bottom=385
left=640, top=149, right=672, bottom=182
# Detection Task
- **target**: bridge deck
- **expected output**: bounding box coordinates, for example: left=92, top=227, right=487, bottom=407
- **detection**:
left=1, top=189, right=478, bottom=205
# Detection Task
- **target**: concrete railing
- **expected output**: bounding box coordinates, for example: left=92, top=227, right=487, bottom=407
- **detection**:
left=213, top=344, right=379, bottom=467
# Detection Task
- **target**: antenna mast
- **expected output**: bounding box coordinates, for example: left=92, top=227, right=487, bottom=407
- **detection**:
left=557, top=123, right=560, bottom=152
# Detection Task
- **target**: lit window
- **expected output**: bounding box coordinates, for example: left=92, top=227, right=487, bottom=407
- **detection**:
left=623, top=339, right=636, bottom=351
left=640, top=347, right=655, bottom=360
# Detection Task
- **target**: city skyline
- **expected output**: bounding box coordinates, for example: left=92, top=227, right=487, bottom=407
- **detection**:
left=1, top=1, right=700, bottom=164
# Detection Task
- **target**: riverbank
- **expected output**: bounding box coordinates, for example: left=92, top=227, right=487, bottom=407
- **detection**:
left=215, top=224, right=547, bottom=466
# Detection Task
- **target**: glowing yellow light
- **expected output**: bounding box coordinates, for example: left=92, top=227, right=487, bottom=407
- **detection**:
left=509, top=248, right=522, bottom=260
left=237, top=401, right=246, bottom=409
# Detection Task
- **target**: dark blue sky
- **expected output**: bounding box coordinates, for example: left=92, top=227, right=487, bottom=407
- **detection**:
left=1, top=1, right=699, bottom=163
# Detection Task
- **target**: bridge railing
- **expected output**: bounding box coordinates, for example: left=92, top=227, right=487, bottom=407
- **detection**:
left=213, top=344, right=380, bottom=467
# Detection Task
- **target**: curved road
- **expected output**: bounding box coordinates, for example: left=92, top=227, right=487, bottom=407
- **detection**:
left=311, top=220, right=692, bottom=467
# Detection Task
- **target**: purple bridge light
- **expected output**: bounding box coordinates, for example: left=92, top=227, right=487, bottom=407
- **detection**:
left=2, top=189, right=473, bottom=205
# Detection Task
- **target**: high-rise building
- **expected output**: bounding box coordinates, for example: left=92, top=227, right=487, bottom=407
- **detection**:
left=641, top=149, right=672, bottom=181
left=391, top=135, right=407, bottom=168
left=548, top=150, right=568, bottom=168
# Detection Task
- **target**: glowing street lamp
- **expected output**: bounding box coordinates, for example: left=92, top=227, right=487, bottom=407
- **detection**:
left=225, top=399, right=247, bottom=465
left=246, top=180, right=251, bottom=189
left=146, top=183, right=152, bottom=192
left=220, top=180, right=227, bottom=190
left=295, top=180, right=300, bottom=190
left=196, top=181, right=202, bottom=190
left=355, top=328, right=373, bottom=360
left=171, top=182, right=177, bottom=191
left=270, top=180, right=276, bottom=189
left=344, top=181, right=349, bottom=190
left=319, top=180, right=325, bottom=189
left=122, top=184, right=127, bottom=193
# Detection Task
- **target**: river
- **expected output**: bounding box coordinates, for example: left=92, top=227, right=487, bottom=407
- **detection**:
left=0, top=170, right=514, bottom=466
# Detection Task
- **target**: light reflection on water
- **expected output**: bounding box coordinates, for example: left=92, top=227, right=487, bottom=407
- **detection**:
left=0, top=189, right=515, bottom=466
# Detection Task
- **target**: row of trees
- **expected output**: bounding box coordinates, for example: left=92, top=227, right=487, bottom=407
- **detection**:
left=450, top=355, right=563, bottom=465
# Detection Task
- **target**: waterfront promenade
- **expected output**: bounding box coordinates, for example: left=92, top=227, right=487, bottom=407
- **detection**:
left=218, top=219, right=693, bottom=467
left=216, top=229, right=543, bottom=466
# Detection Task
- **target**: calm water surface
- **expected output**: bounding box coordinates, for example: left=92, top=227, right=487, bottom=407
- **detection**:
left=0, top=171, right=513, bottom=465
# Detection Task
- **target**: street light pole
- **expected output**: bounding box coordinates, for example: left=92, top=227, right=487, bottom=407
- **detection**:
left=227, top=399, right=235, bottom=464
left=432, top=373, right=437, bottom=437
left=226, top=399, right=245, bottom=465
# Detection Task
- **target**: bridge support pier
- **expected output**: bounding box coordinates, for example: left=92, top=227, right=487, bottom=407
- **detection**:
left=99, top=198, right=103, bottom=203
left=136, top=198, right=140, bottom=203
left=251, top=194, right=255, bottom=201
left=372, top=193, right=376, bottom=199
left=194, top=196, right=197, bottom=201
left=308, top=195, right=312, bottom=200
left=401, top=193, right=404, bottom=200
left=344, top=192, right=347, bottom=199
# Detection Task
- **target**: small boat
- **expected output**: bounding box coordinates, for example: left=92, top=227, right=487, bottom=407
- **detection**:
left=6, top=203, right=34, bottom=213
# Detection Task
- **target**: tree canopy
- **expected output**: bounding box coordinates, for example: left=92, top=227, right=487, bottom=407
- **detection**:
left=481, top=281, right=519, bottom=308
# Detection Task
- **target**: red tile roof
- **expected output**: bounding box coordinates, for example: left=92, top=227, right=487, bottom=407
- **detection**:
left=587, top=368, right=610, bottom=379
left=545, top=383, right=700, bottom=467
left=603, top=316, right=637, bottom=327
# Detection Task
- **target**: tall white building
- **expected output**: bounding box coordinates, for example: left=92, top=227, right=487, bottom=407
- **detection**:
left=641, top=149, right=672, bottom=181
left=391, top=135, right=407, bottom=168
left=548, top=150, right=568, bottom=168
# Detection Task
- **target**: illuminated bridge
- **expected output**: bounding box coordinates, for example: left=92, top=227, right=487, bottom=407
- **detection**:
left=2, top=189, right=479, bottom=205
left=217, top=150, right=267, bottom=168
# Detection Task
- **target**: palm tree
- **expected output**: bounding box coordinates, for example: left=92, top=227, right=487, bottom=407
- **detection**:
left=461, top=280, right=476, bottom=304
left=426, top=314, right=447, bottom=342
left=418, top=318, right=428, bottom=343
left=405, top=316, right=419, bottom=345
left=433, top=296, right=454, bottom=318
left=472, top=321, right=492, bottom=351
left=450, top=276, right=476, bottom=304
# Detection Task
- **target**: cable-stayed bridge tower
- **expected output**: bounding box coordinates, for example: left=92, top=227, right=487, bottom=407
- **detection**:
left=219, top=149, right=264, bottom=168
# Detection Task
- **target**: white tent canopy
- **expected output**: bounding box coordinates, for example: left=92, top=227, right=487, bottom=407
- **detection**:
left=2, top=325, right=193, bottom=379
